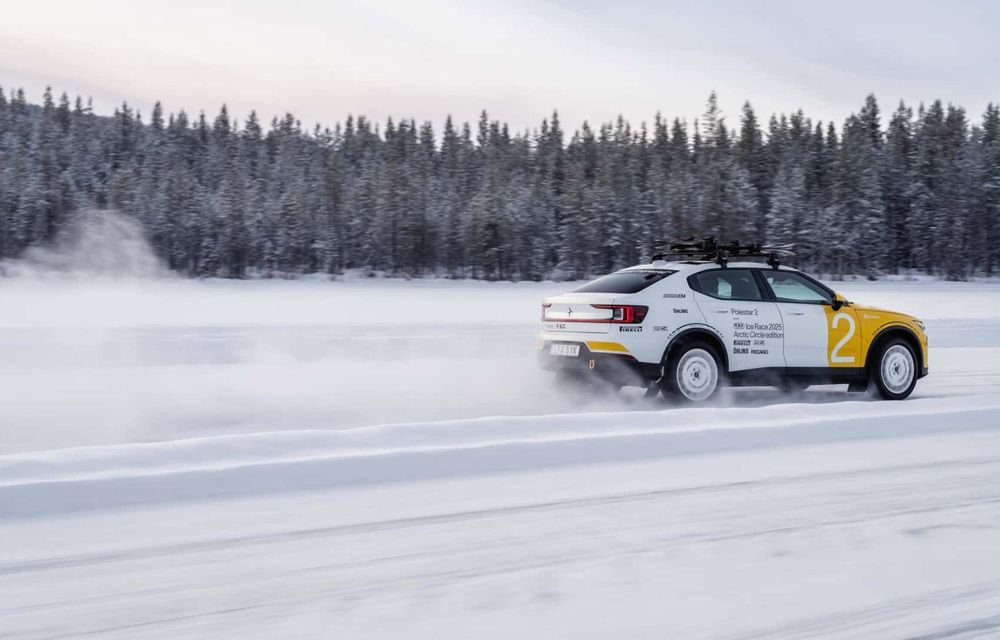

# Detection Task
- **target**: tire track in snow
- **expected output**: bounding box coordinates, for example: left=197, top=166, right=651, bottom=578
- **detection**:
left=3, top=452, right=1000, bottom=578
left=11, top=491, right=1000, bottom=639
left=5, top=451, right=1000, bottom=638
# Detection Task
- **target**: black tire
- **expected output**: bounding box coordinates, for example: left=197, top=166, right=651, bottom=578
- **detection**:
left=660, top=340, right=723, bottom=402
left=868, top=338, right=917, bottom=400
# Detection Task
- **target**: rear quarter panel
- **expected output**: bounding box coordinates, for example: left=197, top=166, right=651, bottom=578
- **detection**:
left=621, top=278, right=709, bottom=364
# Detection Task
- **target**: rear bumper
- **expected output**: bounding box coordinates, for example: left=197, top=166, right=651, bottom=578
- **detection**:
left=538, top=340, right=661, bottom=386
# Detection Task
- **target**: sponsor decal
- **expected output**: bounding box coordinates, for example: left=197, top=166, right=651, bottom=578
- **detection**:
left=653, top=325, right=670, bottom=332
left=734, top=342, right=770, bottom=355
left=673, top=308, right=689, bottom=314
left=732, top=320, right=783, bottom=340
left=619, top=326, right=642, bottom=332
left=728, top=312, right=784, bottom=359
left=662, top=293, right=686, bottom=298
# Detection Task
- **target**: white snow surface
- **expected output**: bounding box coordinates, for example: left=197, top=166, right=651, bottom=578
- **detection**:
left=2, top=277, right=1000, bottom=638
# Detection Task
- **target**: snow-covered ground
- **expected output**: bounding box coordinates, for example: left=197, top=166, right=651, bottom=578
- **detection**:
left=2, top=277, right=1000, bottom=638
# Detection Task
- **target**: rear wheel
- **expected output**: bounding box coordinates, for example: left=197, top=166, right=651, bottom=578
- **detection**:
left=868, top=339, right=917, bottom=400
left=661, top=341, right=722, bottom=402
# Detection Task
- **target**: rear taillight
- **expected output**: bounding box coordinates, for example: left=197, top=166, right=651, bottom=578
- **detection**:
left=591, top=304, right=648, bottom=324
left=541, top=303, right=552, bottom=320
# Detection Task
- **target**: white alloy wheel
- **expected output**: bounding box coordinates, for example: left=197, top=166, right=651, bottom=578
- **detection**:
left=675, top=348, right=719, bottom=401
left=880, top=343, right=915, bottom=395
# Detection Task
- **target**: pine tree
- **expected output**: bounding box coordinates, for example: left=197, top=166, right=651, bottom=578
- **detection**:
left=767, top=161, right=806, bottom=248
left=980, top=104, right=1000, bottom=274
left=835, top=114, right=886, bottom=276
left=1, top=86, right=996, bottom=280
left=939, top=105, right=972, bottom=279
left=911, top=102, right=946, bottom=273
left=883, top=103, right=914, bottom=270
left=738, top=102, right=768, bottom=239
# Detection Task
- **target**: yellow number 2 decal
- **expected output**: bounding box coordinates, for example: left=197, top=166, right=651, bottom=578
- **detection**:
left=830, top=312, right=856, bottom=363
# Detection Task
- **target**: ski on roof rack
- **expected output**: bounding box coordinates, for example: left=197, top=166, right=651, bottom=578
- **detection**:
left=651, top=236, right=796, bottom=269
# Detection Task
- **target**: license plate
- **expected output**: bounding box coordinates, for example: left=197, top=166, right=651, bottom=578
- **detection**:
left=550, top=344, right=580, bottom=357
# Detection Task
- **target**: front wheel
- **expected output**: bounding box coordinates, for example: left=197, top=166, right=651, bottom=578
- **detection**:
left=661, top=342, right=722, bottom=402
left=868, top=339, right=917, bottom=400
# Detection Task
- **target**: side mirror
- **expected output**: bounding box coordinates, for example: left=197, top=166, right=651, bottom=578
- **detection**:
left=831, top=293, right=847, bottom=311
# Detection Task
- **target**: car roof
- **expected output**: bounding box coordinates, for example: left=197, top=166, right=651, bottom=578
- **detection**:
left=621, top=261, right=799, bottom=274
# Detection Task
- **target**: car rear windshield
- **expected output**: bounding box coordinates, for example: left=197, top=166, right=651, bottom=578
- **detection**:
left=573, top=270, right=675, bottom=294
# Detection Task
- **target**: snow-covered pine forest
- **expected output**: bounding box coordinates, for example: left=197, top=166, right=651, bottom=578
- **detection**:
left=1, top=88, right=998, bottom=280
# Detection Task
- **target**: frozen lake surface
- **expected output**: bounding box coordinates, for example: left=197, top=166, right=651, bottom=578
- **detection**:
left=2, top=276, right=1000, bottom=638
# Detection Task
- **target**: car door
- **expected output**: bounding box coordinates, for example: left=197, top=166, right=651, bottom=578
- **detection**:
left=689, top=268, right=784, bottom=372
left=757, top=270, right=862, bottom=369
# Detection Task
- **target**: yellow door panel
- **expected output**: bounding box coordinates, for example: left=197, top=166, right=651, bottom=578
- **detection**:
left=823, top=306, right=862, bottom=367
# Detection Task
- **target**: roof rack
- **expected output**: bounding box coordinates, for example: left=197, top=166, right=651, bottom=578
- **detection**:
left=651, top=236, right=795, bottom=269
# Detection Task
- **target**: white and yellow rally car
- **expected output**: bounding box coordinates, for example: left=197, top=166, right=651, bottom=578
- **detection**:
left=539, top=240, right=928, bottom=401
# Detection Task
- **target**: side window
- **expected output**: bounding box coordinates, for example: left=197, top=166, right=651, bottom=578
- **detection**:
left=763, top=271, right=831, bottom=303
left=691, top=269, right=762, bottom=301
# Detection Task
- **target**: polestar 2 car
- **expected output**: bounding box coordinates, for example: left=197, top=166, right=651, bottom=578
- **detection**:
left=539, top=244, right=928, bottom=402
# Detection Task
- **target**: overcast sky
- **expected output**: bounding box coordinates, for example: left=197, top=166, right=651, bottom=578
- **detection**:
left=2, top=0, right=998, bottom=133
